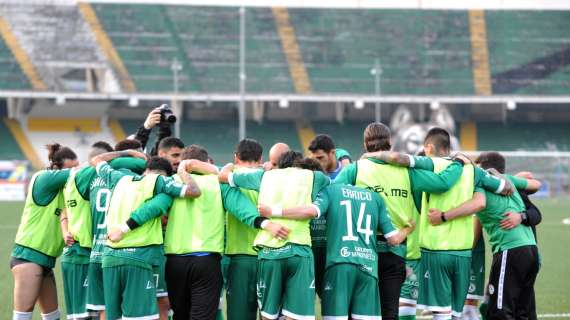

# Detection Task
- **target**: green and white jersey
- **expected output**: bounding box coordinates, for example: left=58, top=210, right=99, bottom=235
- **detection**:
left=230, top=168, right=330, bottom=259
left=96, top=161, right=183, bottom=268
left=86, top=158, right=147, bottom=263
left=475, top=177, right=536, bottom=254
left=313, top=184, right=396, bottom=279
left=334, top=157, right=465, bottom=258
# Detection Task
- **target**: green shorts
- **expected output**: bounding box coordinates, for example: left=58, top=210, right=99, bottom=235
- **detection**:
left=86, top=262, right=105, bottom=312
left=103, top=264, right=158, bottom=320
left=467, top=250, right=485, bottom=300
left=417, top=250, right=471, bottom=317
left=226, top=255, right=258, bottom=320
left=257, top=255, right=315, bottom=319
left=321, top=263, right=380, bottom=320
left=62, top=262, right=93, bottom=319
left=153, top=257, right=168, bottom=298
left=400, top=259, right=420, bottom=305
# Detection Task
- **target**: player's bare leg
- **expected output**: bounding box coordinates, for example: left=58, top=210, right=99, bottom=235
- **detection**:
left=12, top=263, right=44, bottom=319
left=157, top=296, right=171, bottom=320
left=37, top=272, right=60, bottom=319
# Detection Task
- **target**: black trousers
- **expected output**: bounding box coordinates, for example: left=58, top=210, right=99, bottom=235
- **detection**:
left=486, top=245, right=539, bottom=320
left=312, top=246, right=326, bottom=298
left=166, top=254, right=223, bottom=320
left=378, top=251, right=406, bottom=320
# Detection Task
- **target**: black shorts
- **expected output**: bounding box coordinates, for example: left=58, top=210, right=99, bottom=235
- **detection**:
left=487, top=245, right=539, bottom=320
left=9, top=257, right=54, bottom=278
left=166, top=254, right=223, bottom=320
left=377, top=251, right=406, bottom=320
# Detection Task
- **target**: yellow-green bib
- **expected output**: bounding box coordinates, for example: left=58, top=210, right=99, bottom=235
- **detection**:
left=64, top=168, right=93, bottom=248
left=420, top=158, right=475, bottom=251
left=106, top=174, right=162, bottom=248
left=15, top=171, right=65, bottom=257
left=225, top=166, right=260, bottom=256
left=254, top=168, right=314, bottom=249
left=356, top=159, right=420, bottom=259
left=165, top=174, right=225, bottom=254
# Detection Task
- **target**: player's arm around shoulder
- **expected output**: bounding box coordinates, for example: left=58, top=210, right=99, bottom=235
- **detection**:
left=428, top=191, right=487, bottom=226
left=221, top=183, right=259, bottom=228
left=409, top=158, right=465, bottom=194
left=373, top=193, right=412, bottom=246
left=108, top=193, right=173, bottom=242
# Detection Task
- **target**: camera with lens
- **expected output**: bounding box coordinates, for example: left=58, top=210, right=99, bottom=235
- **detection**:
left=158, top=104, right=177, bottom=125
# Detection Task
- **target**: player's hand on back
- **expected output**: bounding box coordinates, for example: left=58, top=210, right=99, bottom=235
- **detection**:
left=500, top=212, right=522, bottom=230
left=127, top=150, right=148, bottom=161
left=63, top=231, right=75, bottom=246
left=263, top=222, right=290, bottom=241
left=107, top=228, right=125, bottom=242
left=453, top=153, right=472, bottom=165
left=262, top=161, right=273, bottom=171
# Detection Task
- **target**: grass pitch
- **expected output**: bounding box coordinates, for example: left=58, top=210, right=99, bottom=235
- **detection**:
left=1, top=199, right=569, bottom=319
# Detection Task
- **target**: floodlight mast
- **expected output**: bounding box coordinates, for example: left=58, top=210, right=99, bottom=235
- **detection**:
left=238, top=6, right=246, bottom=141
left=371, top=58, right=382, bottom=123
left=171, top=57, right=182, bottom=138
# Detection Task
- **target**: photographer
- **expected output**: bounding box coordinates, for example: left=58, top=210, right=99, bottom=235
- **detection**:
left=133, top=105, right=177, bottom=156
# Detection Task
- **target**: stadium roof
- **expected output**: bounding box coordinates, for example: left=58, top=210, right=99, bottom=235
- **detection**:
left=10, top=0, right=570, bottom=10
left=3, top=90, right=570, bottom=105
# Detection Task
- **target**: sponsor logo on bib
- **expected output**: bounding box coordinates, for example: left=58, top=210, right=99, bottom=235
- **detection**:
left=340, top=247, right=350, bottom=258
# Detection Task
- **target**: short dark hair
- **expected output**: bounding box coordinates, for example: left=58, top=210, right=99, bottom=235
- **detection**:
left=146, top=156, right=173, bottom=176
left=89, top=141, right=114, bottom=160
left=115, top=139, right=142, bottom=151
left=424, top=127, right=451, bottom=153
left=294, top=157, right=323, bottom=172
left=181, top=144, right=209, bottom=162
left=308, top=134, right=335, bottom=153
left=159, top=137, right=184, bottom=151
left=476, top=152, right=506, bottom=174
left=363, top=122, right=391, bottom=152
left=46, top=143, right=77, bottom=169
left=236, top=139, right=263, bottom=162
left=91, top=141, right=113, bottom=152
left=278, top=150, right=303, bottom=169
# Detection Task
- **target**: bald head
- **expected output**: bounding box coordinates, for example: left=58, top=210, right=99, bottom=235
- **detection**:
left=268, top=143, right=290, bottom=169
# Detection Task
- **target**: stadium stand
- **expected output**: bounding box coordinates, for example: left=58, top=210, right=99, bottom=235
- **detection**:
left=486, top=11, right=570, bottom=94
left=289, top=9, right=475, bottom=94
left=476, top=122, right=570, bottom=151
left=0, top=3, right=109, bottom=91
left=1, top=4, right=570, bottom=95
left=0, top=38, right=31, bottom=90
left=92, top=3, right=182, bottom=92
left=93, top=4, right=292, bottom=93
left=0, top=119, right=26, bottom=160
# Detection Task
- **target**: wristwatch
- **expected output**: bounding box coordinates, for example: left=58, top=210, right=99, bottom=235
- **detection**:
left=520, top=211, right=528, bottom=224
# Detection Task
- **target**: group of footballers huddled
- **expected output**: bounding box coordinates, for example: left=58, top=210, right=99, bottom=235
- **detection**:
left=10, top=107, right=542, bottom=320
